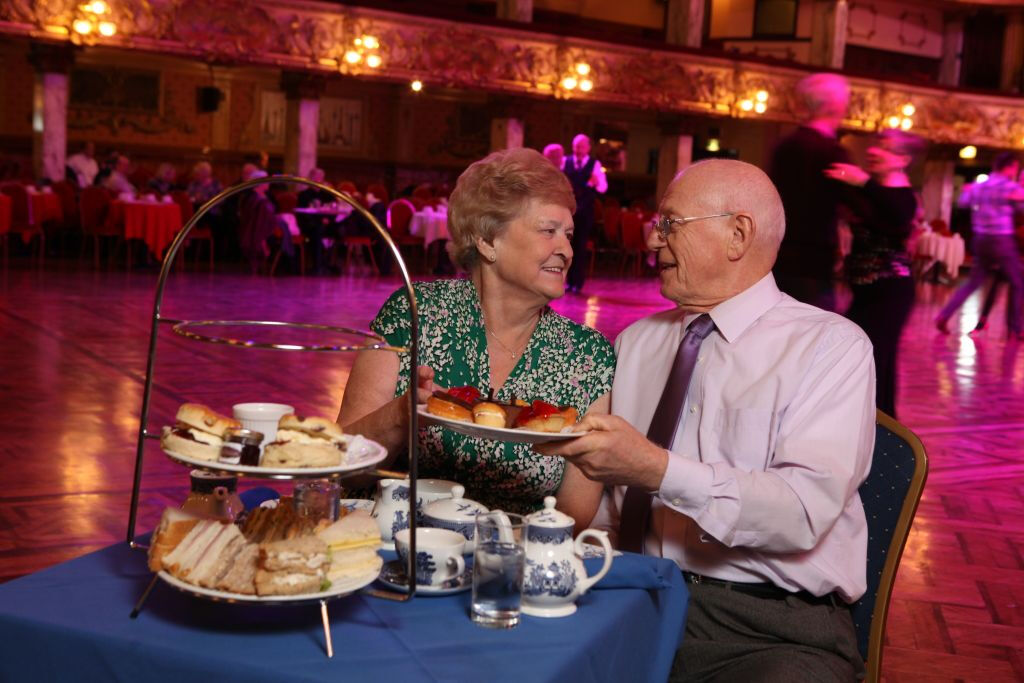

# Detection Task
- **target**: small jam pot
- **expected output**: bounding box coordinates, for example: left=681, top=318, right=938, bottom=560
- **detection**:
left=181, top=470, right=244, bottom=521
left=220, top=428, right=264, bottom=466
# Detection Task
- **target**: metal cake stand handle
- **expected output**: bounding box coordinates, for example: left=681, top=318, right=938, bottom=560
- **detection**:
left=126, top=176, right=421, bottom=640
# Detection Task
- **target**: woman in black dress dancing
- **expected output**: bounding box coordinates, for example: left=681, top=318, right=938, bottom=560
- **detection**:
left=826, top=130, right=925, bottom=418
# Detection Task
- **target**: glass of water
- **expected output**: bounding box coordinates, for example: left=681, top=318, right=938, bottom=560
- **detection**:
left=471, top=512, right=526, bottom=629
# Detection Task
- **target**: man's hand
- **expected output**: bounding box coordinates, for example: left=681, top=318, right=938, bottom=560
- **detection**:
left=536, top=414, right=669, bottom=490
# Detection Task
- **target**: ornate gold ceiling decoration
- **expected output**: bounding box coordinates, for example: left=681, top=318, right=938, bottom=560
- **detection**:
left=3, top=0, right=1023, bottom=149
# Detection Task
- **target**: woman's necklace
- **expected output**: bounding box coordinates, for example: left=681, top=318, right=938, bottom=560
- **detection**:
left=483, top=312, right=539, bottom=361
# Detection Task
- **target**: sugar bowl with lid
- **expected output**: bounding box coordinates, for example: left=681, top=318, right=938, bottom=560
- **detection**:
left=422, top=485, right=488, bottom=552
left=521, top=496, right=613, bottom=617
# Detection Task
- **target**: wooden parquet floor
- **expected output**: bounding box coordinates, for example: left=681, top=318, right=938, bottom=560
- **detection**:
left=1, top=262, right=1022, bottom=682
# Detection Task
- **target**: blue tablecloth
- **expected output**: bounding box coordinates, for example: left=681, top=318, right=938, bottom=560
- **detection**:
left=0, top=542, right=687, bottom=682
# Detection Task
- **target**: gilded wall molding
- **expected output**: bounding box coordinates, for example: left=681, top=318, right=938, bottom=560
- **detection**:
left=2, top=0, right=1022, bottom=149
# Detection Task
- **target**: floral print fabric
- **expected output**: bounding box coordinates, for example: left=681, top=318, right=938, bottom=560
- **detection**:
left=371, top=278, right=614, bottom=514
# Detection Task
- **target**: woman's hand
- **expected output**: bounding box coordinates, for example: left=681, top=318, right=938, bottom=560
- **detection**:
left=410, top=365, right=440, bottom=405
left=824, top=163, right=869, bottom=187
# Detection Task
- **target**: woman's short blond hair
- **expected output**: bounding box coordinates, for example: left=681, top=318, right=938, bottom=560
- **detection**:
left=447, top=147, right=576, bottom=271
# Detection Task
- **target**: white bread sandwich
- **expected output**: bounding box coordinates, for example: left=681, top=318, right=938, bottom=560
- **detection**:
left=148, top=507, right=202, bottom=572
left=255, top=535, right=329, bottom=596
left=261, top=414, right=347, bottom=468
left=160, top=403, right=240, bottom=462
left=317, top=510, right=382, bottom=582
left=161, top=519, right=243, bottom=583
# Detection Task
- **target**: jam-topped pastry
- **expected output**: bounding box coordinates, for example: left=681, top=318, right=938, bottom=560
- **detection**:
left=514, top=400, right=566, bottom=433
left=426, top=387, right=578, bottom=432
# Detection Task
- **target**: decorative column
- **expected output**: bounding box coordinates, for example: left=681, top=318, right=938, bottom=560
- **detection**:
left=921, top=160, right=955, bottom=227
left=809, top=0, right=848, bottom=70
left=209, top=67, right=233, bottom=151
left=490, top=118, right=524, bottom=152
left=496, top=0, right=532, bottom=23
left=665, top=0, right=705, bottom=48
left=939, top=17, right=964, bottom=87
left=28, top=42, right=75, bottom=183
left=656, top=129, right=693, bottom=205
left=281, top=72, right=325, bottom=176
left=1001, top=12, right=1024, bottom=93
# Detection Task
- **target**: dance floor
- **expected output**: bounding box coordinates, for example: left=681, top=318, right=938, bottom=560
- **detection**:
left=1, top=263, right=1022, bottom=682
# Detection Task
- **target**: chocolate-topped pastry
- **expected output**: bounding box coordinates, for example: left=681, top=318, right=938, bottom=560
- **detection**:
left=426, top=389, right=474, bottom=422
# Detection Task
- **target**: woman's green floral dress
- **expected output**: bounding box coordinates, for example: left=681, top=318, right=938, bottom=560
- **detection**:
left=372, top=278, right=615, bottom=514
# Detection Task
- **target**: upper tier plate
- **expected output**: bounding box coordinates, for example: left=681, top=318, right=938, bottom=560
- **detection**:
left=417, top=406, right=588, bottom=445
left=157, top=554, right=382, bottom=605
left=161, top=434, right=387, bottom=477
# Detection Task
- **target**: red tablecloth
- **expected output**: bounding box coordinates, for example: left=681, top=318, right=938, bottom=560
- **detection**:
left=28, top=192, right=62, bottom=227
left=0, top=194, right=11, bottom=236
left=108, top=200, right=183, bottom=260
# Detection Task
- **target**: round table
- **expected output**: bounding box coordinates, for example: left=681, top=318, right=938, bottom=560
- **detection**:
left=914, top=231, right=965, bottom=278
left=409, top=208, right=449, bottom=246
left=108, top=200, right=183, bottom=260
left=0, top=194, right=11, bottom=236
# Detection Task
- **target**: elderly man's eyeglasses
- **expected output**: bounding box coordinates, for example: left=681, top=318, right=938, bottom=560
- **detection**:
left=653, top=213, right=735, bottom=240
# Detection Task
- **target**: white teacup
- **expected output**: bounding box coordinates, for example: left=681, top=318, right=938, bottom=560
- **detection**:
left=232, top=402, right=294, bottom=450
left=394, top=527, right=466, bottom=587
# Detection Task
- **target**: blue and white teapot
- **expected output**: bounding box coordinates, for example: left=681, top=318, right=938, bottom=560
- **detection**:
left=521, top=496, right=613, bottom=618
left=422, top=485, right=488, bottom=553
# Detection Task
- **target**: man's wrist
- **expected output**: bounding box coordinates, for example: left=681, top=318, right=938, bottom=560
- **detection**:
left=642, top=444, right=669, bottom=492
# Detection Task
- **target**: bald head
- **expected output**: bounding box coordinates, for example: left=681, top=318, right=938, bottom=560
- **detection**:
left=652, top=160, right=786, bottom=311
left=669, top=159, right=785, bottom=261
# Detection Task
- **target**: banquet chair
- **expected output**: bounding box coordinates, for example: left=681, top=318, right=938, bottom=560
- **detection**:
left=171, top=191, right=214, bottom=272
left=51, top=180, right=79, bottom=254
left=850, top=410, right=928, bottom=683
left=79, top=186, right=118, bottom=269
left=386, top=198, right=423, bottom=271
left=619, top=211, right=647, bottom=277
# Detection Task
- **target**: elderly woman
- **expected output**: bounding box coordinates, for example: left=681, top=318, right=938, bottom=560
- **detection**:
left=339, top=148, right=614, bottom=520
left=826, top=129, right=923, bottom=417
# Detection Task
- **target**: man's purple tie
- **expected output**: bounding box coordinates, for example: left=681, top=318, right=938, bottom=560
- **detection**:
left=618, top=313, right=716, bottom=554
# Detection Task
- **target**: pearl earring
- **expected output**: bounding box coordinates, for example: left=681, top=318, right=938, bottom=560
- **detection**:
left=488, top=254, right=497, bottom=263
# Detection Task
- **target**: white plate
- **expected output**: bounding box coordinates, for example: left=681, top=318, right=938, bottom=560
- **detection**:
left=416, top=406, right=588, bottom=445
left=157, top=554, right=382, bottom=604
left=161, top=434, right=387, bottom=477
left=376, top=559, right=471, bottom=596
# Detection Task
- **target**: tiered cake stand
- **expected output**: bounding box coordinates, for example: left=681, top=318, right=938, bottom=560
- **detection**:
left=124, top=175, right=422, bottom=656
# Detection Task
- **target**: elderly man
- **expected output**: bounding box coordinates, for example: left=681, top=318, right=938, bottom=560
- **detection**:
left=770, top=73, right=851, bottom=312
left=542, top=142, right=565, bottom=169
left=542, top=159, right=874, bottom=682
left=563, top=133, right=608, bottom=293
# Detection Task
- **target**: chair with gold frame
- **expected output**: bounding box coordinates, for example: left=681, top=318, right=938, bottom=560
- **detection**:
left=850, top=410, right=928, bottom=682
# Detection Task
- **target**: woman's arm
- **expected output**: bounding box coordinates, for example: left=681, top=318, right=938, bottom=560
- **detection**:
left=338, top=350, right=436, bottom=466
left=555, top=391, right=610, bottom=532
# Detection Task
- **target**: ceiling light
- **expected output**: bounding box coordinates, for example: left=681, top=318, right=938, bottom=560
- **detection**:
left=901, top=103, right=915, bottom=117
left=366, top=54, right=382, bottom=68
left=755, top=90, right=769, bottom=103
left=579, top=79, right=593, bottom=92
left=575, top=62, right=590, bottom=76
left=410, top=79, right=423, bottom=92
left=958, top=145, right=977, bottom=160
left=561, top=76, right=578, bottom=90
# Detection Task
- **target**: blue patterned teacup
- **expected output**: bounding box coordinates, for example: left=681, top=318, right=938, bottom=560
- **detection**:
left=394, top=527, right=466, bottom=587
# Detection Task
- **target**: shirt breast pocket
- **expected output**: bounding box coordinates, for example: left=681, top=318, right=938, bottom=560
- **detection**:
left=712, top=408, right=776, bottom=467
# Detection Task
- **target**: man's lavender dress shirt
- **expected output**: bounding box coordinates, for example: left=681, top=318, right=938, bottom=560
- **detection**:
left=594, top=273, right=876, bottom=602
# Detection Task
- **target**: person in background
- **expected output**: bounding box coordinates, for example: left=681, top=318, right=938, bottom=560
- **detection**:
left=102, top=155, right=135, bottom=195
left=769, top=73, right=852, bottom=312
left=339, top=147, right=614, bottom=517
left=541, top=159, right=873, bottom=682
left=826, top=129, right=924, bottom=418
left=542, top=143, right=565, bottom=170
left=238, top=169, right=293, bottom=273
left=296, top=168, right=337, bottom=274
left=563, top=133, right=607, bottom=294
left=147, top=163, right=178, bottom=196
left=66, top=142, right=99, bottom=189
left=935, top=152, right=1024, bottom=338
left=186, top=161, right=222, bottom=207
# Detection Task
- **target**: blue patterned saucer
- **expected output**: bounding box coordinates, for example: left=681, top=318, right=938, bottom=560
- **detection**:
left=377, top=559, right=472, bottom=596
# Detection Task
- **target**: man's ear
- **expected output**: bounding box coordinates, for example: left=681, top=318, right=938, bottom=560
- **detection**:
left=726, top=213, right=755, bottom=261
